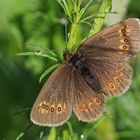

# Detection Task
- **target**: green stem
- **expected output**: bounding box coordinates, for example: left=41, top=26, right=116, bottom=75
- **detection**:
left=67, top=23, right=77, bottom=51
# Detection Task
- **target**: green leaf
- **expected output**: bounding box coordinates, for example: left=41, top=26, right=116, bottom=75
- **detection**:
left=48, top=127, right=56, bottom=140
left=63, top=130, right=69, bottom=140
left=25, top=43, right=58, bottom=58
left=80, top=14, right=104, bottom=23
left=13, top=107, right=31, bottom=115
left=67, top=121, right=78, bottom=139
left=16, top=51, right=58, bottom=62
left=40, top=130, right=45, bottom=139
left=16, top=123, right=32, bottom=140
left=103, top=111, right=112, bottom=119
left=57, top=0, right=72, bottom=22
left=79, top=0, right=93, bottom=19
left=39, top=64, right=59, bottom=83
left=67, top=122, right=74, bottom=137
left=16, top=132, right=24, bottom=140
left=89, top=0, right=112, bottom=36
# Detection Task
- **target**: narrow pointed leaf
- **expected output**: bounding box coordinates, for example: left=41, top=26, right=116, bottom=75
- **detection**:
left=39, top=64, right=59, bottom=83
left=16, top=51, right=58, bottom=61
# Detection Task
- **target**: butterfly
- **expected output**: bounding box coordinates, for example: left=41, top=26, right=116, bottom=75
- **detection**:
left=30, top=18, right=140, bottom=127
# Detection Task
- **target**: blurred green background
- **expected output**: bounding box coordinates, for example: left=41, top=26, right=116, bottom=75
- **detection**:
left=0, top=0, right=140, bottom=140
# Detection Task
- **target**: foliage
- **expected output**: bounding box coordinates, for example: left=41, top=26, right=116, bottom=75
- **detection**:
left=0, top=0, right=140, bottom=140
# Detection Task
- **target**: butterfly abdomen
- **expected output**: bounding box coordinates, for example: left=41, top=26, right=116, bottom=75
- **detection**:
left=80, top=66, right=101, bottom=93
left=68, top=53, right=101, bottom=93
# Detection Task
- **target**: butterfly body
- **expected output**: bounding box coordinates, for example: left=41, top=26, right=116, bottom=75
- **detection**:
left=31, top=18, right=140, bottom=126
left=66, top=51, right=102, bottom=93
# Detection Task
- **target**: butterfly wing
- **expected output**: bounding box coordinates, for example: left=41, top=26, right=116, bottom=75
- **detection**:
left=86, top=60, right=132, bottom=96
left=30, top=64, right=73, bottom=127
left=78, top=18, right=140, bottom=96
left=72, top=70, right=105, bottom=122
left=78, top=18, right=140, bottom=61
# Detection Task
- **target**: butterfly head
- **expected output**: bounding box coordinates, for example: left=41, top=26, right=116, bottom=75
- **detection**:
left=63, top=50, right=73, bottom=60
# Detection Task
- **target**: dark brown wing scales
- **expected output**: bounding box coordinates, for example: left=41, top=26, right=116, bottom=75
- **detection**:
left=30, top=64, right=73, bottom=126
left=79, top=65, right=101, bottom=92
left=72, top=70, right=105, bottom=122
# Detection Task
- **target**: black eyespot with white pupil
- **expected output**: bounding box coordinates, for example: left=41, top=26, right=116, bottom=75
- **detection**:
left=124, top=38, right=128, bottom=42
left=58, top=107, right=61, bottom=112
left=121, top=29, right=126, bottom=33
left=51, top=107, right=55, bottom=112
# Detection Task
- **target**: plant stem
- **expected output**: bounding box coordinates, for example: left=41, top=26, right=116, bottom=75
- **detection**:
left=66, top=23, right=77, bottom=51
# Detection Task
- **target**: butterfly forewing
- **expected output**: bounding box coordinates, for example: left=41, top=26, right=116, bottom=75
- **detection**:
left=72, top=70, right=105, bottom=122
left=78, top=18, right=140, bottom=61
left=30, top=64, right=73, bottom=126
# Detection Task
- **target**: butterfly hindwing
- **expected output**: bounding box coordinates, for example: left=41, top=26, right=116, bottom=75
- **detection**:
left=78, top=18, right=140, bottom=61
left=72, top=70, right=105, bottom=122
left=30, top=64, right=73, bottom=126
left=86, top=59, right=132, bottom=96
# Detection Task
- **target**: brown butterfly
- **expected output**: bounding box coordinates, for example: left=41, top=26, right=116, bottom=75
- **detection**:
left=30, top=18, right=140, bottom=126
